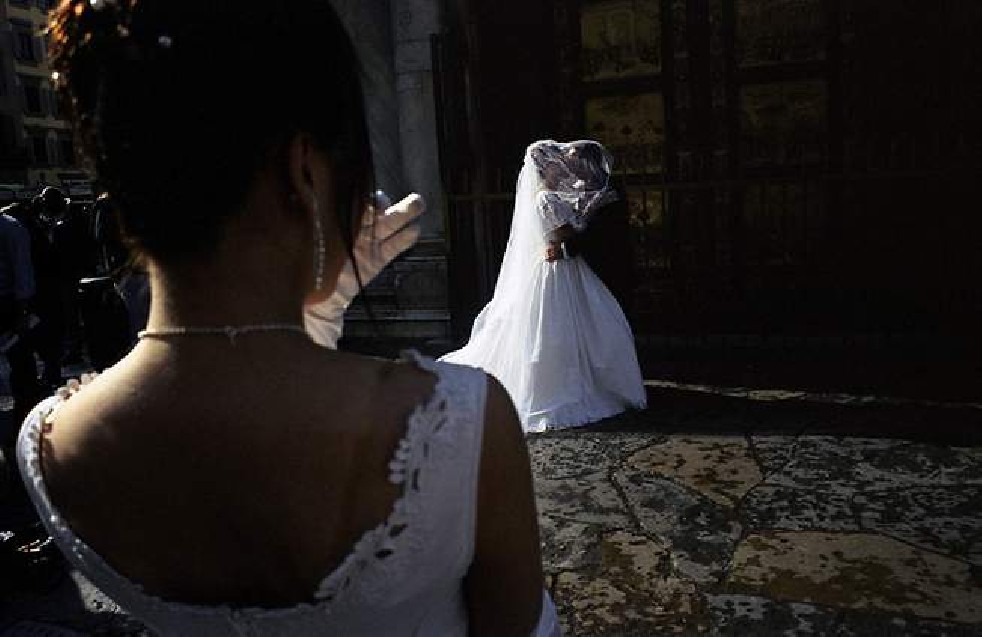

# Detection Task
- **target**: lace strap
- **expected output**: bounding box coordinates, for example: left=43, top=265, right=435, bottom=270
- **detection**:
left=401, top=351, right=488, bottom=571
left=15, top=352, right=488, bottom=621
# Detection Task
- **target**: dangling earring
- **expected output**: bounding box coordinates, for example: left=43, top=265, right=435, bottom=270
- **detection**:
left=312, top=201, right=325, bottom=291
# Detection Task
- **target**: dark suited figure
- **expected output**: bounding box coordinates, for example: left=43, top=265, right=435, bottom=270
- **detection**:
left=0, top=204, right=40, bottom=443
left=27, top=187, right=81, bottom=387
left=543, top=145, right=636, bottom=324
left=78, top=196, right=140, bottom=369
left=559, top=182, right=635, bottom=323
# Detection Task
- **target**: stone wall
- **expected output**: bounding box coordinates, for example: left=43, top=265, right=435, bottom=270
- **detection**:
left=328, top=0, right=404, bottom=198
left=392, top=0, right=444, bottom=238
left=331, top=0, right=450, bottom=340
left=330, top=0, right=444, bottom=239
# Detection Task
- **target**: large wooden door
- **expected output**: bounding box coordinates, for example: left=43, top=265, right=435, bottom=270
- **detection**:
left=558, top=0, right=982, bottom=336
left=436, top=0, right=982, bottom=339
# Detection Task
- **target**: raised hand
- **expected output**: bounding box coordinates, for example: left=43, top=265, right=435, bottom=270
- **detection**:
left=304, top=193, right=425, bottom=348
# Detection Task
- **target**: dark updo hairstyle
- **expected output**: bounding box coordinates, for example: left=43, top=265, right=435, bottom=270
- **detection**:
left=47, top=0, right=373, bottom=266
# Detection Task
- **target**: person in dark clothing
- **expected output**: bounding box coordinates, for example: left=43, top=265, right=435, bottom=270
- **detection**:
left=0, top=204, right=40, bottom=442
left=60, top=199, right=95, bottom=363
left=78, top=195, right=140, bottom=369
left=544, top=144, right=636, bottom=324
left=90, top=195, right=130, bottom=275
left=27, top=187, right=75, bottom=387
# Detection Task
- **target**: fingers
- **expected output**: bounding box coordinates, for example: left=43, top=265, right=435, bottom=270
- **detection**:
left=355, top=193, right=423, bottom=262
left=387, top=193, right=424, bottom=217
left=372, top=193, right=425, bottom=240
left=352, top=221, right=420, bottom=278
left=302, top=194, right=424, bottom=350
left=374, top=220, right=420, bottom=263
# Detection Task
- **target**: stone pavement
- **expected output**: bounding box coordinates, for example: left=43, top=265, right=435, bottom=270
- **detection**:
left=2, top=386, right=981, bottom=635
left=533, top=386, right=982, bottom=636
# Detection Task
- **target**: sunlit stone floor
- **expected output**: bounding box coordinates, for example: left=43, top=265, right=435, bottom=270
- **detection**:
left=3, top=386, right=981, bottom=635
left=532, top=396, right=982, bottom=636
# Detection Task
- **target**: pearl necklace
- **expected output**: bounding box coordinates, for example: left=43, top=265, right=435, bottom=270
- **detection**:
left=138, top=324, right=308, bottom=345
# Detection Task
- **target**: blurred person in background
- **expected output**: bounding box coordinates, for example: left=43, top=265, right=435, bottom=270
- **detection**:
left=0, top=204, right=39, bottom=444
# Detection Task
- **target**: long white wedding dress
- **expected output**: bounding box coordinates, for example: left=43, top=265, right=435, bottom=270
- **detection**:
left=442, top=140, right=646, bottom=432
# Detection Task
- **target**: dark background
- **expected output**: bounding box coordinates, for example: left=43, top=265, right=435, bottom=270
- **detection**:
left=427, top=0, right=982, bottom=399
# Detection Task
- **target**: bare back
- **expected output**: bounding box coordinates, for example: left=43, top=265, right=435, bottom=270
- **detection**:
left=40, top=336, right=436, bottom=607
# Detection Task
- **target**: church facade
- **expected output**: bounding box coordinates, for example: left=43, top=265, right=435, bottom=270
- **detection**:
left=433, top=0, right=982, bottom=345
left=335, top=0, right=981, bottom=350
left=332, top=0, right=452, bottom=340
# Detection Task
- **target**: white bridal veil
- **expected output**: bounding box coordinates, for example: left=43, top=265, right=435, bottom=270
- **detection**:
left=492, top=139, right=619, bottom=302
left=444, top=139, right=645, bottom=431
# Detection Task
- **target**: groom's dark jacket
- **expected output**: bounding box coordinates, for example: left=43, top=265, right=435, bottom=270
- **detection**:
left=563, top=187, right=636, bottom=323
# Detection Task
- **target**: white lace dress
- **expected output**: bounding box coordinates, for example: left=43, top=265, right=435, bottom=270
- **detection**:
left=17, top=352, right=561, bottom=636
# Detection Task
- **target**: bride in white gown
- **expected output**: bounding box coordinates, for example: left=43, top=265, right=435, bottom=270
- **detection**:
left=442, top=140, right=647, bottom=432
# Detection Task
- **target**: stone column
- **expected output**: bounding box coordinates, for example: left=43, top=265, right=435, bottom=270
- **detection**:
left=392, top=0, right=445, bottom=238
left=330, top=0, right=451, bottom=340
left=329, top=0, right=404, bottom=198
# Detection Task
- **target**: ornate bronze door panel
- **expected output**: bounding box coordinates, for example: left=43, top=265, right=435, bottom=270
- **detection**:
left=553, top=0, right=981, bottom=336
left=436, top=0, right=982, bottom=338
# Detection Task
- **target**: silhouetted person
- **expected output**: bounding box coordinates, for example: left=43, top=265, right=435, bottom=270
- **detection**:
left=28, top=187, right=77, bottom=386
left=556, top=145, right=636, bottom=323
left=0, top=204, right=40, bottom=443
left=79, top=196, right=140, bottom=369
left=90, top=195, right=129, bottom=275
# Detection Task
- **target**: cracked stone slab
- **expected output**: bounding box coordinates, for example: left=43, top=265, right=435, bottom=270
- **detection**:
left=528, top=436, right=614, bottom=479
left=870, top=443, right=982, bottom=486
left=750, top=436, right=798, bottom=476
left=538, top=516, right=606, bottom=573
left=855, top=486, right=982, bottom=564
left=593, top=432, right=667, bottom=459
left=553, top=530, right=704, bottom=635
left=625, top=436, right=764, bottom=508
left=764, top=437, right=982, bottom=493
left=534, top=472, right=633, bottom=528
left=830, top=613, right=982, bottom=636
left=955, top=446, right=982, bottom=463
left=741, top=485, right=859, bottom=532
left=707, top=594, right=982, bottom=636
left=614, top=469, right=742, bottom=584
left=763, top=437, right=903, bottom=492
left=724, top=531, right=982, bottom=623
left=707, top=594, right=839, bottom=635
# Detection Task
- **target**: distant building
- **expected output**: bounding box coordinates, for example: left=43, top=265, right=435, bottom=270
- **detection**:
left=0, top=0, right=92, bottom=202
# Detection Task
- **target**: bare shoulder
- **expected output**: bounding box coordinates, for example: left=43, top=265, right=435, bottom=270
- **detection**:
left=308, top=349, right=438, bottom=429
left=39, top=358, right=145, bottom=470
left=38, top=344, right=449, bottom=602
left=37, top=358, right=154, bottom=523
left=466, top=373, right=544, bottom=635
left=479, top=374, right=526, bottom=468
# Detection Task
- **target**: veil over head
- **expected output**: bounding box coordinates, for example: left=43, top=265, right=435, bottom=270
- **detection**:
left=492, top=139, right=619, bottom=303
left=526, top=139, right=618, bottom=233
left=442, top=138, right=646, bottom=430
